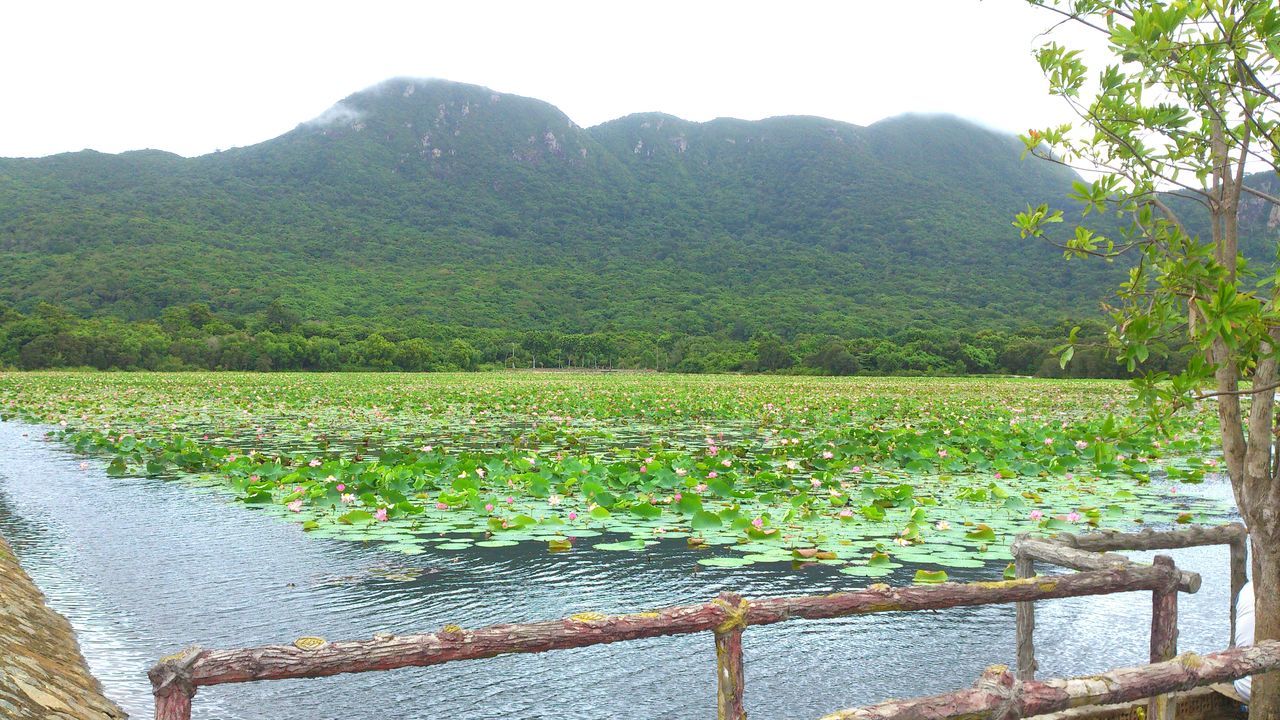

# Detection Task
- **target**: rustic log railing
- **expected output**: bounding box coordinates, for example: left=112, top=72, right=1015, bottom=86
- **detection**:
left=819, top=640, right=1280, bottom=720
left=149, top=524, right=1253, bottom=720
left=1010, top=522, right=1248, bottom=720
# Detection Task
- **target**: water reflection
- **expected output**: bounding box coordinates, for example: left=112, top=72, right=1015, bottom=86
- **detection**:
left=0, top=421, right=1239, bottom=720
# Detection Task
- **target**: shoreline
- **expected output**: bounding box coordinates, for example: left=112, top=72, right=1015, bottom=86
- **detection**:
left=0, top=532, right=126, bottom=719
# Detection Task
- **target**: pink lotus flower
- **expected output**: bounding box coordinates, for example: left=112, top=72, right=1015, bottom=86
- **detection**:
left=751, top=517, right=764, bottom=529
left=838, top=508, right=853, bottom=518
left=374, top=508, right=388, bottom=522
left=340, top=493, right=355, bottom=504
left=937, top=449, right=948, bottom=458
left=675, top=468, right=687, bottom=477
left=851, top=466, right=863, bottom=474
left=673, top=493, right=682, bottom=502
left=485, top=503, right=495, bottom=512
left=287, top=500, right=303, bottom=512
left=822, top=451, right=834, bottom=459
left=336, top=483, right=345, bottom=492
left=810, top=478, right=822, bottom=488
left=309, top=458, right=322, bottom=467
left=568, top=511, right=578, bottom=521
left=721, top=459, right=732, bottom=467
left=436, top=502, right=449, bottom=511
left=639, top=465, right=648, bottom=473
left=695, top=482, right=709, bottom=492
left=1044, top=438, right=1054, bottom=446
left=1075, top=440, right=1088, bottom=450
left=1029, top=510, right=1044, bottom=521
left=1066, top=511, right=1081, bottom=522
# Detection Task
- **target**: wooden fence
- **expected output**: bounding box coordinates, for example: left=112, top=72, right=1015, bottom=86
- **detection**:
left=819, top=640, right=1280, bottom=720
left=148, top=524, right=1255, bottom=720
left=1011, top=522, right=1248, bottom=720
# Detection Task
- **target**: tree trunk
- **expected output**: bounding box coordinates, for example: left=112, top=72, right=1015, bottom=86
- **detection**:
left=1252, top=533, right=1280, bottom=720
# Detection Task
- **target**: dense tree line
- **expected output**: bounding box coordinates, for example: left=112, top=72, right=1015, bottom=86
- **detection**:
left=0, top=301, right=1182, bottom=378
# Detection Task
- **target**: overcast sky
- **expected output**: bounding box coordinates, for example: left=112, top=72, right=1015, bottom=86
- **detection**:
left=0, top=0, right=1103, bottom=158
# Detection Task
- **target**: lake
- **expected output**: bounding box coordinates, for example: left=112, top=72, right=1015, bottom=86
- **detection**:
left=0, top=418, right=1242, bottom=720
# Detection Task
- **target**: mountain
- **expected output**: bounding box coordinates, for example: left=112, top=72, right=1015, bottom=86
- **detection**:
left=0, top=78, right=1127, bottom=345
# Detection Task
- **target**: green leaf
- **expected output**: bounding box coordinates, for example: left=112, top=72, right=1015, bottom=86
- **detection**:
left=339, top=510, right=373, bottom=524
left=914, top=569, right=948, bottom=584
left=691, top=510, right=723, bottom=530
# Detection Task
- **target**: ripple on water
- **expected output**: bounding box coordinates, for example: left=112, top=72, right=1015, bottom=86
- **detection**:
left=0, top=421, right=1242, bottom=720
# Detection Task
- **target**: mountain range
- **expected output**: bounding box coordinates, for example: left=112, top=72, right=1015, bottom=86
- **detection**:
left=0, top=77, right=1121, bottom=340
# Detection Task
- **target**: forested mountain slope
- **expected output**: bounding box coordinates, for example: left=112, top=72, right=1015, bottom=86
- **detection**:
left=5, top=78, right=1273, bottom=374
left=0, top=78, right=1107, bottom=337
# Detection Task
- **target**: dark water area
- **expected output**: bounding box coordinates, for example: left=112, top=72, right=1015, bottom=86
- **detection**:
left=0, top=420, right=1242, bottom=720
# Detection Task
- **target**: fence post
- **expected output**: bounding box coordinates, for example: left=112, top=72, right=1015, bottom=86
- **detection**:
left=713, top=592, right=749, bottom=720
left=154, top=689, right=194, bottom=720
left=1148, top=555, right=1179, bottom=720
left=149, top=646, right=201, bottom=720
left=1014, top=538, right=1036, bottom=680
left=1229, top=535, right=1248, bottom=647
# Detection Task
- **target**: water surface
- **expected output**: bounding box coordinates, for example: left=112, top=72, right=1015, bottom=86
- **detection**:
left=0, top=420, right=1240, bottom=720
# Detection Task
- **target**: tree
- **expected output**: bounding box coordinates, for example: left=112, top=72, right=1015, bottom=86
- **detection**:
left=394, top=338, right=436, bottom=372
left=1017, top=2, right=1280, bottom=715
left=448, top=339, right=479, bottom=371
left=754, top=333, right=794, bottom=372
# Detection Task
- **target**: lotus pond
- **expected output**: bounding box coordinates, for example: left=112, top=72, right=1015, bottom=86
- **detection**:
left=0, top=372, right=1227, bottom=583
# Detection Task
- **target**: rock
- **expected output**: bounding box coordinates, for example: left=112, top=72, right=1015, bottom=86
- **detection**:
left=0, top=534, right=127, bottom=719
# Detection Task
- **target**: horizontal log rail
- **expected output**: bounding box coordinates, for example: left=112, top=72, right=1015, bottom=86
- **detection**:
left=151, top=562, right=1181, bottom=718
left=1011, top=537, right=1202, bottom=593
left=818, top=639, right=1280, bottom=720
left=1052, top=523, right=1246, bottom=552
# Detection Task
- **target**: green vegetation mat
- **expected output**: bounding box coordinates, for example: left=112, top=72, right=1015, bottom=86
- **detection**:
left=0, top=372, right=1227, bottom=581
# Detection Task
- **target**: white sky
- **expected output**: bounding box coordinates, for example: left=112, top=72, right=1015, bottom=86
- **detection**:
left=0, top=0, right=1103, bottom=158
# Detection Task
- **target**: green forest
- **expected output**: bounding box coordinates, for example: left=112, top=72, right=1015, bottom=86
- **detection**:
left=0, top=299, right=1183, bottom=377
left=0, top=79, right=1272, bottom=375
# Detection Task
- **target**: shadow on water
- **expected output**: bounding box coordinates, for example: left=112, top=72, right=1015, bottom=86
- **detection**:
left=0, top=420, right=1242, bottom=720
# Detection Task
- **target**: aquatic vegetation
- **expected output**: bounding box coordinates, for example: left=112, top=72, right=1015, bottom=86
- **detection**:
left=0, top=372, right=1226, bottom=579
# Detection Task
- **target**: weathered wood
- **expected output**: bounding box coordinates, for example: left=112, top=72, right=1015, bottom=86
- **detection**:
left=742, top=564, right=1176, bottom=625
left=168, top=563, right=1179, bottom=688
left=1014, top=542, right=1036, bottom=681
left=1012, top=537, right=1201, bottom=593
left=1053, top=523, right=1246, bottom=552
left=1030, top=686, right=1241, bottom=720
left=1229, top=536, right=1248, bottom=647
left=154, top=689, right=193, bottom=720
left=818, top=639, right=1280, bottom=720
left=713, top=592, right=748, bottom=720
left=1149, top=555, right=1180, bottom=720
left=149, top=645, right=201, bottom=720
